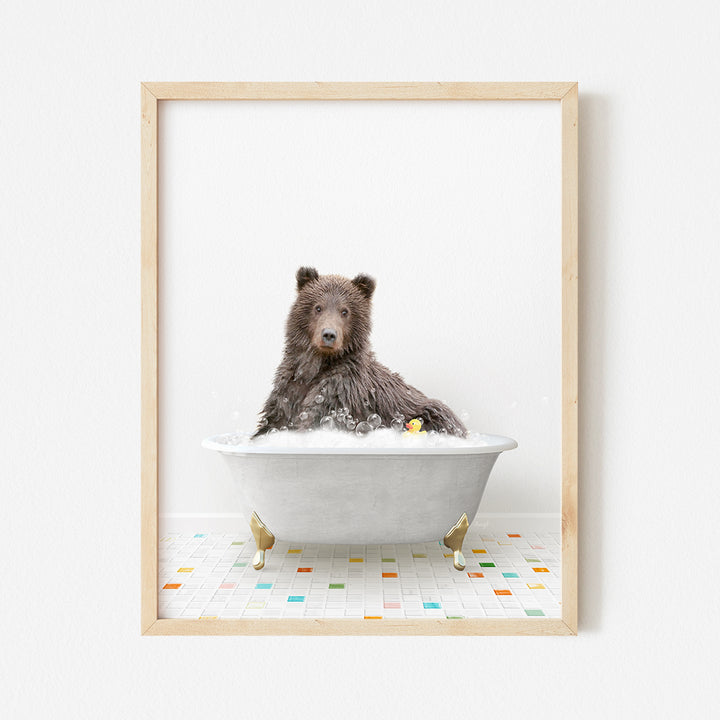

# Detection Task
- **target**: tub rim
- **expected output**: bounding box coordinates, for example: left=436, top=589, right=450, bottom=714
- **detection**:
left=201, top=432, right=518, bottom=456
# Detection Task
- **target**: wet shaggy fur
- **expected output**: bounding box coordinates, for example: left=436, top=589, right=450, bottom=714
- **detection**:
left=254, top=267, right=466, bottom=437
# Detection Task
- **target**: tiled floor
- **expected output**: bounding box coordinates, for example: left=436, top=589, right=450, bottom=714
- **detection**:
left=159, top=525, right=561, bottom=620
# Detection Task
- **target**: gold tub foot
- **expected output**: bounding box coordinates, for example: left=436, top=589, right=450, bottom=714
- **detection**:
left=443, top=513, right=469, bottom=571
left=250, top=511, right=275, bottom=570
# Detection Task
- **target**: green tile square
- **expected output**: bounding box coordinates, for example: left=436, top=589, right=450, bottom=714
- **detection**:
left=233, top=562, right=248, bottom=567
left=329, top=583, right=345, bottom=590
left=382, top=558, right=396, bottom=563
left=479, top=562, right=495, bottom=567
left=525, top=558, right=541, bottom=563
left=525, top=609, right=545, bottom=617
left=231, top=541, right=245, bottom=546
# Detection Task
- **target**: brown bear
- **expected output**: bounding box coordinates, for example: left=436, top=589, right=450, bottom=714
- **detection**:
left=253, top=267, right=466, bottom=437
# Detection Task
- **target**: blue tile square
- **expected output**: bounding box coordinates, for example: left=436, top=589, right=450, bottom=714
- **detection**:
left=256, top=583, right=273, bottom=589
left=193, top=533, right=207, bottom=538
left=288, top=595, right=306, bottom=603
left=502, top=572, right=520, bottom=578
left=423, top=602, right=441, bottom=609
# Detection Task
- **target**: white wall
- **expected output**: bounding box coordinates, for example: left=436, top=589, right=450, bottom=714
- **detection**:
left=2, top=1, right=719, bottom=719
left=158, top=99, right=561, bottom=515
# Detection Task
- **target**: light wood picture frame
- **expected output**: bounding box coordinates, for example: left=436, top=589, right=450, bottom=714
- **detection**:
left=141, top=82, right=578, bottom=636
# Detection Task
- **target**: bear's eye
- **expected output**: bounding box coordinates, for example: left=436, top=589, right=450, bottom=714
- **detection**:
left=315, top=305, right=322, bottom=313
left=341, top=309, right=349, bottom=317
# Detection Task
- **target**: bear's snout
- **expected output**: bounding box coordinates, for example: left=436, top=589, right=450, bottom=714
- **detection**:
left=321, top=328, right=337, bottom=346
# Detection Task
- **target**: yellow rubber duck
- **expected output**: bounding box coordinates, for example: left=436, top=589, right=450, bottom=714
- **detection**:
left=402, top=418, right=426, bottom=436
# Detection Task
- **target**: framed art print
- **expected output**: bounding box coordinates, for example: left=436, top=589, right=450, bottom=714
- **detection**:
left=141, top=82, right=578, bottom=636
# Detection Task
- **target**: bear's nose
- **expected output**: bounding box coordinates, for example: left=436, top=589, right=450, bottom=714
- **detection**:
left=321, top=328, right=337, bottom=346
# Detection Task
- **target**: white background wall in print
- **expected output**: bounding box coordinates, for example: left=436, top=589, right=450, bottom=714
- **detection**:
left=158, top=99, right=561, bottom=515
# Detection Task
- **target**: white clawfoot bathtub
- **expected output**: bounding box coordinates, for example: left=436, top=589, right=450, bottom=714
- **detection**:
left=202, top=433, right=517, bottom=570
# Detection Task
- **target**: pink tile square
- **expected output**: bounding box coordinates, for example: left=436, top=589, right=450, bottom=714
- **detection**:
left=220, top=583, right=237, bottom=589
left=384, top=602, right=401, bottom=609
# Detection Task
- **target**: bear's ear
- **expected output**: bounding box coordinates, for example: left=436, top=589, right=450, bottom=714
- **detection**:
left=352, top=273, right=376, bottom=299
left=296, top=266, right=319, bottom=291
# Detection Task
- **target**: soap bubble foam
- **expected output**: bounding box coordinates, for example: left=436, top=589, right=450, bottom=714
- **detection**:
left=355, top=421, right=372, bottom=437
left=215, top=427, right=492, bottom=450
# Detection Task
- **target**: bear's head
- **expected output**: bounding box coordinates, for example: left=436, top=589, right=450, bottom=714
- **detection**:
left=286, top=266, right=376, bottom=358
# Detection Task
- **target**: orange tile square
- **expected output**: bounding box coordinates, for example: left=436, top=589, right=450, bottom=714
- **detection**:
left=467, top=572, right=484, bottom=578
left=349, top=558, right=364, bottom=563
left=364, top=616, right=383, bottom=620
left=163, top=583, right=181, bottom=590
left=494, top=589, right=512, bottom=596
left=382, top=572, right=398, bottom=578
left=507, top=533, right=521, bottom=538
left=472, top=549, right=488, bottom=554
left=533, top=567, right=549, bottom=573
left=297, top=568, right=313, bottom=572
